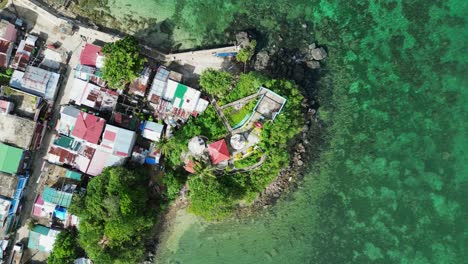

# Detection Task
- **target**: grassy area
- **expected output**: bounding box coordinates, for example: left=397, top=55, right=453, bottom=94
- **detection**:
left=223, top=99, right=257, bottom=127
left=233, top=149, right=263, bottom=169
left=219, top=72, right=268, bottom=105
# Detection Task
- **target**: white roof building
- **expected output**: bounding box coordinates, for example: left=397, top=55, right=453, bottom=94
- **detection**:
left=69, top=78, right=118, bottom=112
left=100, top=124, right=136, bottom=157
left=188, top=136, right=206, bottom=156
left=0, top=198, right=11, bottom=227
left=57, top=105, right=80, bottom=136
left=147, top=67, right=209, bottom=123
left=25, top=35, right=38, bottom=46
left=10, top=66, right=60, bottom=102
left=141, top=121, right=164, bottom=142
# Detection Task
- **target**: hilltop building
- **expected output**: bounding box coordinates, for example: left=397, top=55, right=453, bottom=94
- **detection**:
left=208, top=139, right=230, bottom=165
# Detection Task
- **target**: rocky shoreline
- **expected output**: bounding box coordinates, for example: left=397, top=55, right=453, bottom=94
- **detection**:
left=235, top=103, right=322, bottom=216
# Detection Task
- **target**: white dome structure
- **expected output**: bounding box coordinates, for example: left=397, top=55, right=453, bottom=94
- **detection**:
left=230, top=134, right=246, bottom=150
left=188, top=136, right=206, bottom=156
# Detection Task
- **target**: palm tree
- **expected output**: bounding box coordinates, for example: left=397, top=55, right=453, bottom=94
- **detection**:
left=193, top=159, right=216, bottom=180
left=155, top=137, right=172, bottom=157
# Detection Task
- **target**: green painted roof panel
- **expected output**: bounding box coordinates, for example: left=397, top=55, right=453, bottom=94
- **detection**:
left=42, top=187, right=73, bottom=208
left=0, top=143, right=23, bottom=174
left=32, top=225, right=50, bottom=236
left=174, top=83, right=188, bottom=108
left=65, top=170, right=82, bottom=180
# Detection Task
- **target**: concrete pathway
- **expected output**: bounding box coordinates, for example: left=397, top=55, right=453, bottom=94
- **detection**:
left=164, top=46, right=239, bottom=75
left=219, top=91, right=264, bottom=110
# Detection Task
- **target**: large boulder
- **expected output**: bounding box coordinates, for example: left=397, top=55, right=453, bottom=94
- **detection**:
left=254, top=50, right=270, bottom=71
left=311, top=47, right=327, bottom=60
left=306, top=60, right=320, bottom=69
left=236, top=31, right=250, bottom=48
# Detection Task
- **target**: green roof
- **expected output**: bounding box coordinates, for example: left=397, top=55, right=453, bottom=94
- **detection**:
left=42, top=186, right=73, bottom=208
left=0, top=143, right=23, bottom=174
left=28, top=225, right=51, bottom=252
left=173, top=83, right=188, bottom=108
left=65, top=170, right=82, bottom=180
left=32, top=225, right=50, bottom=236
left=54, top=135, right=81, bottom=151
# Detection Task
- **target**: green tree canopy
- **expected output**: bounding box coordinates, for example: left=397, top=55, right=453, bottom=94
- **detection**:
left=69, top=166, right=157, bottom=263
left=188, top=176, right=234, bottom=220
left=199, top=68, right=233, bottom=99
left=47, top=228, right=84, bottom=264
left=101, top=36, right=146, bottom=89
left=163, top=168, right=187, bottom=200
left=236, top=40, right=257, bottom=72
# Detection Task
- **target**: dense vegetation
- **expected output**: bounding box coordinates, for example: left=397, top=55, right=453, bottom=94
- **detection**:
left=47, top=228, right=84, bottom=264
left=101, top=36, right=146, bottom=89
left=236, top=40, right=257, bottom=72
left=199, top=68, right=233, bottom=100
left=159, top=105, right=227, bottom=168
left=223, top=99, right=258, bottom=127
left=219, top=72, right=268, bottom=105
left=162, top=70, right=304, bottom=219
left=69, top=167, right=158, bottom=263
left=233, top=149, right=263, bottom=169
left=62, top=0, right=466, bottom=262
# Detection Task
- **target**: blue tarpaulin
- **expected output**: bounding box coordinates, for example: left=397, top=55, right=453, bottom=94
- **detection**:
left=214, top=52, right=238, bottom=57
left=145, top=157, right=157, bottom=164
left=54, top=207, right=67, bottom=220
left=9, top=176, right=27, bottom=215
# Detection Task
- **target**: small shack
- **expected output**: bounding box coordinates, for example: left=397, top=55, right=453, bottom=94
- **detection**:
left=141, top=121, right=164, bottom=142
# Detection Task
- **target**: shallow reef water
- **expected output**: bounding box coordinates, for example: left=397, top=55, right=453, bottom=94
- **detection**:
left=58, top=0, right=467, bottom=263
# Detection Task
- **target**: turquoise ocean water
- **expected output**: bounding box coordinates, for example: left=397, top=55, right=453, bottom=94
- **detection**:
left=68, top=0, right=468, bottom=263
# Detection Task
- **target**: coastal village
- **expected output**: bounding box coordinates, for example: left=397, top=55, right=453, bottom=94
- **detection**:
left=0, top=0, right=311, bottom=263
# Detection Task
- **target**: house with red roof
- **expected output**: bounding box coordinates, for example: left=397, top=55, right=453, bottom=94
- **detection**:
left=185, top=159, right=196, bottom=174
left=71, top=112, right=106, bottom=144
left=79, top=43, right=104, bottom=68
left=208, top=139, right=231, bottom=164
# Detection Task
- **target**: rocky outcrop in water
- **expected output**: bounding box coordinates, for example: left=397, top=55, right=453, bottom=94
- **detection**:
left=253, top=50, right=270, bottom=71
left=236, top=31, right=251, bottom=48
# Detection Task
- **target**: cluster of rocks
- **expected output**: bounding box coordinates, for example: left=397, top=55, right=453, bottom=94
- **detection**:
left=254, top=50, right=270, bottom=71
left=235, top=31, right=251, bottom=48
left=300, top=43, right=327, bottom=69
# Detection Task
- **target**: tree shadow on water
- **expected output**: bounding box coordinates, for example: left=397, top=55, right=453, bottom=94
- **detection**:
left=134, top=19, right=176, bottom=54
